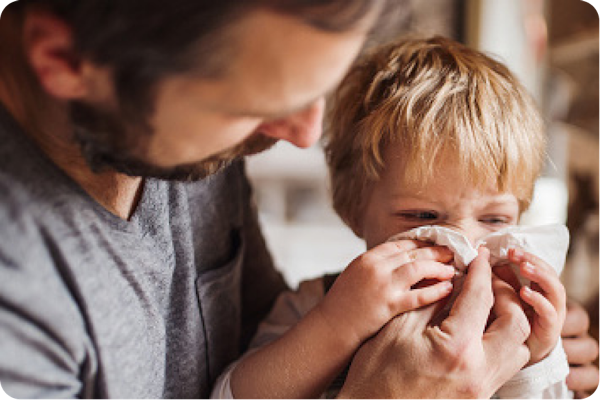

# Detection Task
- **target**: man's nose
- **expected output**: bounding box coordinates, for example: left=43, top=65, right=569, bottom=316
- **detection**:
left=257, top=98, right=325, bottom=148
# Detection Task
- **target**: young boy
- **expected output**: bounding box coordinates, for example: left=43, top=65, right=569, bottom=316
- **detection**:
left=211, top=36, right=570, bottom=399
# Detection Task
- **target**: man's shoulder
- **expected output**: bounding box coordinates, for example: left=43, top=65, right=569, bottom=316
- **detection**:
left=0, top=175, right=93, bottom=398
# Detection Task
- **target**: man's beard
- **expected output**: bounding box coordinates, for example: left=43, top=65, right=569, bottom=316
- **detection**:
left=70, top=101, right=278, bottom=181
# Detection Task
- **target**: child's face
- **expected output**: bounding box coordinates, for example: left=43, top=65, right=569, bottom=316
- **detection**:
left=359, top=145, right=521, bottom=249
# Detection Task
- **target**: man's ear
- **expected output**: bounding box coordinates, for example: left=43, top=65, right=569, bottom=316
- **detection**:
left=23, top=8, right=87, bottom=99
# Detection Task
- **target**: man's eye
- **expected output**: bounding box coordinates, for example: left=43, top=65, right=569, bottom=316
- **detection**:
left=398, top=211, right=439, bottom=220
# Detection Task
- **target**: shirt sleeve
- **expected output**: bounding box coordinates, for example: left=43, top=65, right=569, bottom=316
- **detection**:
left=0, top=186, right=92, bottom=399
left=495, top=339, right=572, bottom=399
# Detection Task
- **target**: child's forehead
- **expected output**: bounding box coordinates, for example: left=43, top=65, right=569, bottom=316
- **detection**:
left=380, top=145, right=463, bottom=182
left=378, top=146, right=515, bottom=200
left=380, top=177, right=520, bottom=215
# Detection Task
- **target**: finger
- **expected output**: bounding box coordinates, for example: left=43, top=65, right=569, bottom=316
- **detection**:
left=390, top=244, right=455, bottom=264
left=356, top=240, right=419, bottom=264
left=563, top=335, right=600, bottom=364
left=398, top=281, right=454, bottom=311
left=493, top=263, right=522, bottom=292
left=566, top=364, right=600, bottom=393
left=377, top=301, right=438, bottom=337
left=509, top=248, right=556, bottom=274
left=366, top=241, right=453, bottom=265
left=441, top=247, right=493, bottom=337
left=487, top=276, right=531, bottom=343
left=520, top=285, right=558, bottom=332
left=484, top=277, right=531, bottom=374
left=563, top=299, right=591, bottom=337
left=394, top=260, right=455, bottom=287
left=519, top=260, right=566, bottom=312
left=380, top=239, right=431, bottom=255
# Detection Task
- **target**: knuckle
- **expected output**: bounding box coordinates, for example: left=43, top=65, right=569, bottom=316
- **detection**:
left=402, top=261, right=418, bottom=278
left=399, top=292, right=421, bottom=311
left=510, top=312, right=531, bottom=341
left=356, top=252, right=376, bottom=267
left=390, top=239, right=417, bottom=252
left=460, top=380, right=484, bottom=398
left=437, top=337, right=474, bottom=372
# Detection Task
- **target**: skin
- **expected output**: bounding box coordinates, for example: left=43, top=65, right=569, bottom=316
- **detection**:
left=360, top=147, right=566, bottom=365
left=338, top=247, right=531, bottom=398
left=231, top=240, right=457, bottom=398
left=230, top=147, right=566, bottom=398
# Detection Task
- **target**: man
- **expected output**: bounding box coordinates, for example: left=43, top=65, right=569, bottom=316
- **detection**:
left=0, top=0, right=597, bottom=398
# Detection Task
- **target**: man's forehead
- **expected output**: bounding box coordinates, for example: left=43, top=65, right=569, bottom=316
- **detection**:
left=207, top=9, right=368, bottom=115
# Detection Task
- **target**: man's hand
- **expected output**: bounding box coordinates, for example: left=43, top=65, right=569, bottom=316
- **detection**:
left=339, top=248, right=531, bottom=398
left=562, top=298, right=599, bottom=398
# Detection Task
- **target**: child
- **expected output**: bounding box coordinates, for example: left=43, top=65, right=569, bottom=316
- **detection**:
left=212, top=36, right=570, bottom=399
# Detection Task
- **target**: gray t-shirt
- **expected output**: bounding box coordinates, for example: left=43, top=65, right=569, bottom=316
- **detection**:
left=0, top=106, right=287, bottom=398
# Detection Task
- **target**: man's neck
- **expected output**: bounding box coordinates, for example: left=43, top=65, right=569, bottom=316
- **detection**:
left=0, top=75, right=143, bottom=221
left=0, top=4, right=144, bottom=220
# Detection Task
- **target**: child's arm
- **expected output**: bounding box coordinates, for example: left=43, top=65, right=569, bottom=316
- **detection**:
left=229, top=240, right=456, bottom=399
left=494, top=249, right=570, bottom=398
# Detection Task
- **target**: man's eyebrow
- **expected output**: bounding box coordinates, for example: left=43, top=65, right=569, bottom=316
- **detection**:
left=232, top=93, right=326, bottom=119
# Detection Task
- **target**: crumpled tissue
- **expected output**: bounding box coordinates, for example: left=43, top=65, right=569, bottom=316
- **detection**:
left=388, top=224, right=569, bottom=275
left=387, top=224, right=570, bottom=324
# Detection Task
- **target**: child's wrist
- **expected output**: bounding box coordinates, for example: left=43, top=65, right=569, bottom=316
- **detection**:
left=527, top=341, right=558, bottom=366
left=311, top=302, right=363, bottom=351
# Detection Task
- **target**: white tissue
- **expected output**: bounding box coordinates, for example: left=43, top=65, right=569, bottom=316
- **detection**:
left=387, top=224, right=569, bottom=274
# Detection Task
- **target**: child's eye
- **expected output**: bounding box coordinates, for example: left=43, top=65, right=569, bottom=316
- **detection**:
left=480, top=216, right=510, bottom=225
left=398, top=211, right=439, bottom=221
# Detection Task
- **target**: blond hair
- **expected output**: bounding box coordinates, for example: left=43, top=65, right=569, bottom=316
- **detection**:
left=325, top=36, right=546, bottom=232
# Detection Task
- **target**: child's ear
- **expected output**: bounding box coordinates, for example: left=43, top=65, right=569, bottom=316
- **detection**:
left=23, top=8, right=87, bottom=100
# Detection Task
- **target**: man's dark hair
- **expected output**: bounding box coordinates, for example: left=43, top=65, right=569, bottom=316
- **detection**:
left=13, top=0, right=383, bottom=117
left=10, top=0, right=384, bottom=145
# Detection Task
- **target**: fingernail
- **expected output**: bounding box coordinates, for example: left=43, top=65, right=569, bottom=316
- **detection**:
left=522, top=261, right=535, bottom=276
left=512, top=248, right=523, bottom=258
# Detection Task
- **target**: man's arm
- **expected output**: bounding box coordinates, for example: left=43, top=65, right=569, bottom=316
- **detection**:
left=0, top=187, right=88, bottom=398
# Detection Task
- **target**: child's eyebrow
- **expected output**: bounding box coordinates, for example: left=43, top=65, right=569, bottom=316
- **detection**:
left=388, top=191, right=431, bottom=201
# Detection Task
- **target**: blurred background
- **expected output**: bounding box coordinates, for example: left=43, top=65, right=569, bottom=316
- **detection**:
left=246, top=0, right=599, bottom=338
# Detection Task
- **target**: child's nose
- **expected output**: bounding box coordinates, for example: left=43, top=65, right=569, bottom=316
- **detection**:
left=256, top=98, right=325, bottom=148
left=444, top=222, right=486, bottom=247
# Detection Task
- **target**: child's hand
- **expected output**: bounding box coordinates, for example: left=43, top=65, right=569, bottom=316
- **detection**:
left=315, top=239, right=456, bottom=347
left=508, top=248, right=567, bottom=365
